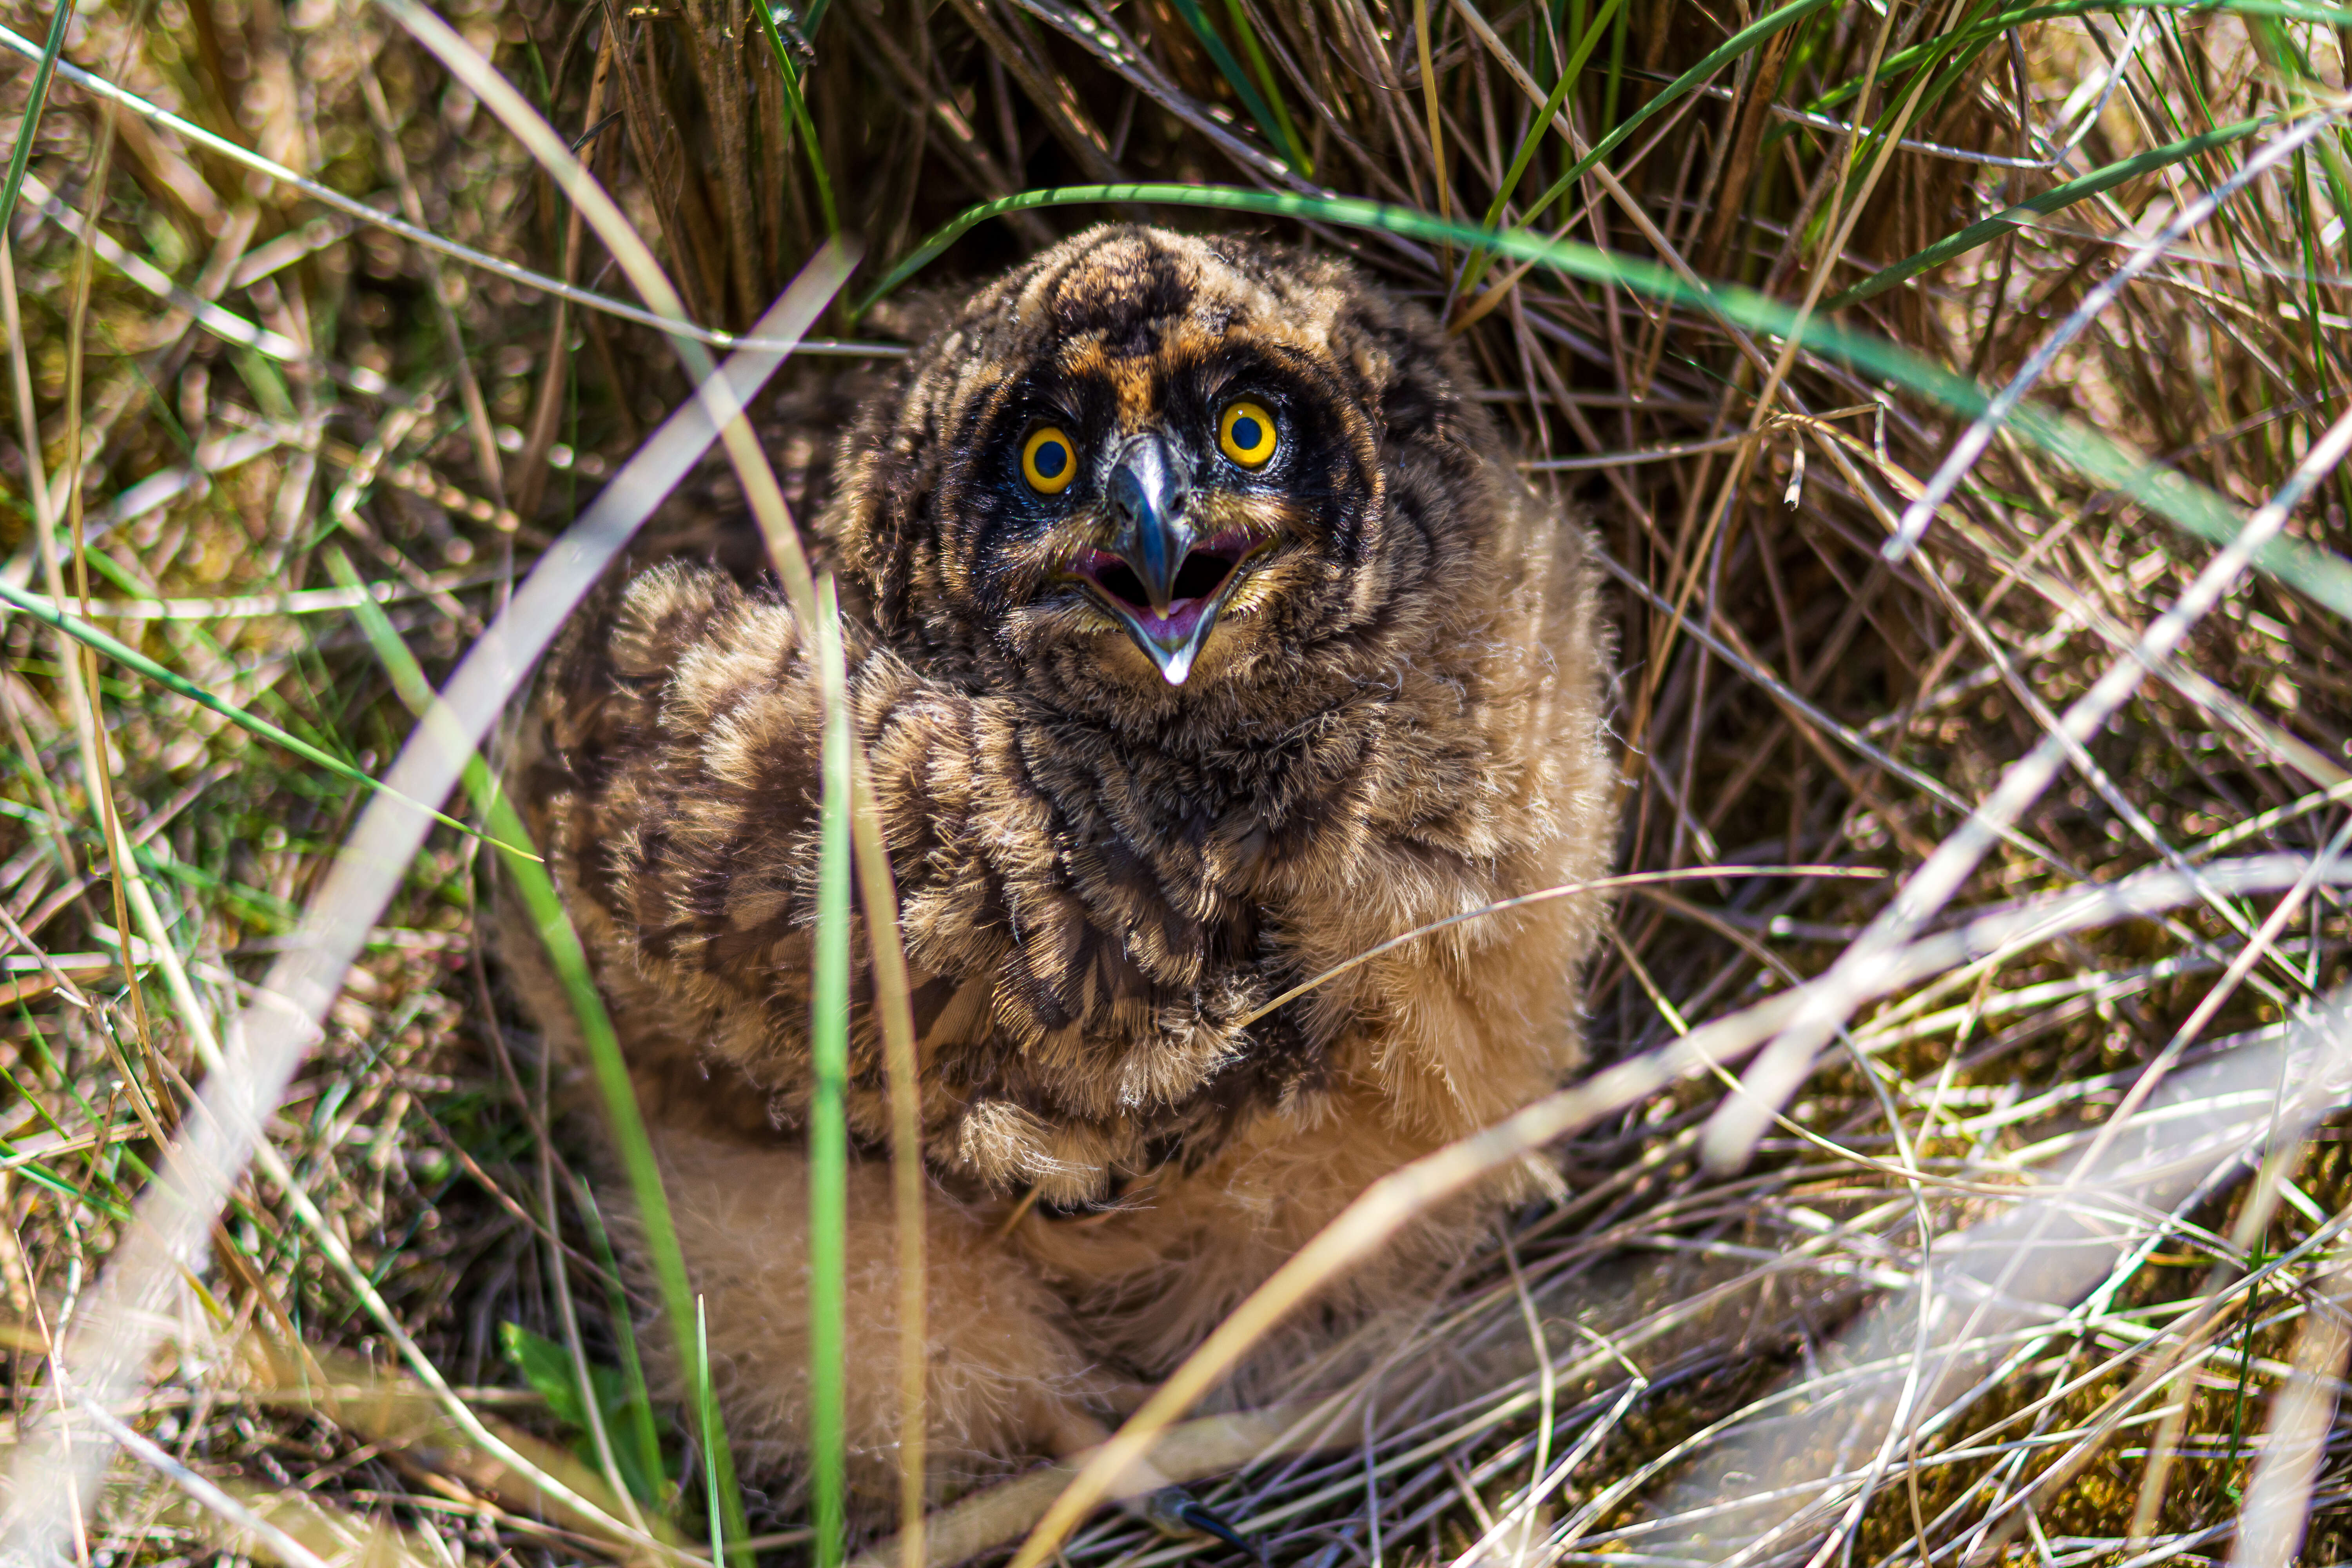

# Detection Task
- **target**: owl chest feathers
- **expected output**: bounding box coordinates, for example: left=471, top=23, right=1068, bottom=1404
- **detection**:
left=539, top=559, right=1564, bottom=1204
left=852, top=626, right=1548, bottom=1201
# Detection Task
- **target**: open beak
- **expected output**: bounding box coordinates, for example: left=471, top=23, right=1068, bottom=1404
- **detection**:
left=1073, top=434, right=1258, bottom=686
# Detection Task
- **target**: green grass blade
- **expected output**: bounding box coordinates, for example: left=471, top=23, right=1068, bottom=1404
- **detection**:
left=1483, top=0, right=1620, bottom=231
left=575, top=1178, right=675, bottom=1513
left=1162, top=0, right=1301, bottom=174
left=0, top=1136, right=132, bottom=1220
left=0, top=0, right=78, bottom=236
left=748, top=0, right=842, bottom=240
left=809, top=574, right=853, bottom=1568
left=1826, top=117, right=2272, bottom=308
left=1222, top=0, right=1310, bottom=175
left=328, top=548, right=753, bottom=1565
left=1838, top=33, right=2000, bottom=197
left=1461, top=0, right=1621, bottom=298
left=0, top=577, right=533, bottom=855
left=1601, top=0, right=1626, bottom=132
left=858, top=181, right=2352, bottom=617
left=0, top=794, right=292, bottom=923
left=1520, top=0, right=1837, bottom=218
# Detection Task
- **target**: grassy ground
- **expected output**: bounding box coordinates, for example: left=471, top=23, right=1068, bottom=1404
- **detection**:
left=3, top=0, right=2352, bottom=1563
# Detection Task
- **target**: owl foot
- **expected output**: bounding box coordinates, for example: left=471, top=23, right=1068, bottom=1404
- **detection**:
left=1140, top=1486, right=1264, bottom=1563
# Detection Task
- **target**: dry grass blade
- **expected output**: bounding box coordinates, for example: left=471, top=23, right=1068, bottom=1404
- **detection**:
left=852, top=1406, right=1329, bottom=1568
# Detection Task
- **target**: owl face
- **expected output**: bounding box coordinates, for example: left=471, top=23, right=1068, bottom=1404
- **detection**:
left=978, top=334, right=1372, bottom=686
left=834, top=227, right=1493, bottom=721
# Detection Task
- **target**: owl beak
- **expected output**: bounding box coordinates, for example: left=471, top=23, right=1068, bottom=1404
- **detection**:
left=1096, top=434, right=1235, bottom=688
left=1106, top=435, right=1196, bottom=615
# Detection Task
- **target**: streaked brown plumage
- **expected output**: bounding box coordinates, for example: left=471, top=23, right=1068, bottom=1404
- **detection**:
left=503, top=225, right=1619, bottom=1524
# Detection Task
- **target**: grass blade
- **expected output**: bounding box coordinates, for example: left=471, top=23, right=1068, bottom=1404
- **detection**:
left=1881, top=109, right=2345, bottom=559
left=1222, top=0, right=1310, bottom=175
left=1806, top=0, right=2352, bottom=115
left=1516, top=0, right=1838, bottom=220
left=698, top=1298, right=728, bottom=1568
left=1161, top=0, right=1303, bottom=173
left=577, top=1180, right=674, bottom=1513
left=0, top=577, right=530, bottom=855
left=849, top=748, right=929, bottom=1568
left=811, top=575, right=854, bottom=1568
left=748, top=0, right=842, bottom=238
left=76, top=1394, right=334, bottom=1568
left=0, top=0, right=78, bottom=235
left=1480, top=0, right=1620, bottom=233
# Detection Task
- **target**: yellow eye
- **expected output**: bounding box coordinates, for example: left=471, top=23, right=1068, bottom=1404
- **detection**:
left=1022, top=426, right=1078, bottom=494
left=1218, top=400, right=1278, bottom=468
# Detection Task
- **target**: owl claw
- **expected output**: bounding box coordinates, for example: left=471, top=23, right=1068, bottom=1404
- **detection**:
left=1140, top=1485, right=1265, bottom=1563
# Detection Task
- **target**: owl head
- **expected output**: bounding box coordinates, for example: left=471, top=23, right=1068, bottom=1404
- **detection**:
left=826, top=226, right=1506, bottom=724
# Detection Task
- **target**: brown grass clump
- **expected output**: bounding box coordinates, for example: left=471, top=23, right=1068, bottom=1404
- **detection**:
left=3, top=0, right=2351, bottom=1563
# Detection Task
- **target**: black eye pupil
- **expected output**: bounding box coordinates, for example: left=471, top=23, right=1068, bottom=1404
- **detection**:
left=1034, top=441, right=1067, bottom=479
left=1232, top=417, right=1261, bottom=450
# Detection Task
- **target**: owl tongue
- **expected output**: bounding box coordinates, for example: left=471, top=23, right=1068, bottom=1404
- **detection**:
left=1135, top=594, right=1209, bottom=639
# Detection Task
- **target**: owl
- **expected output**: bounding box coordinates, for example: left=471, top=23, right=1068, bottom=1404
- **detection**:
left=503, top=225, right=1620, bottom=1540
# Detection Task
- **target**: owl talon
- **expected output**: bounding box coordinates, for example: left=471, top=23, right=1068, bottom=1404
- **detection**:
left=1140, top=1486, right=1264, bottom=1562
